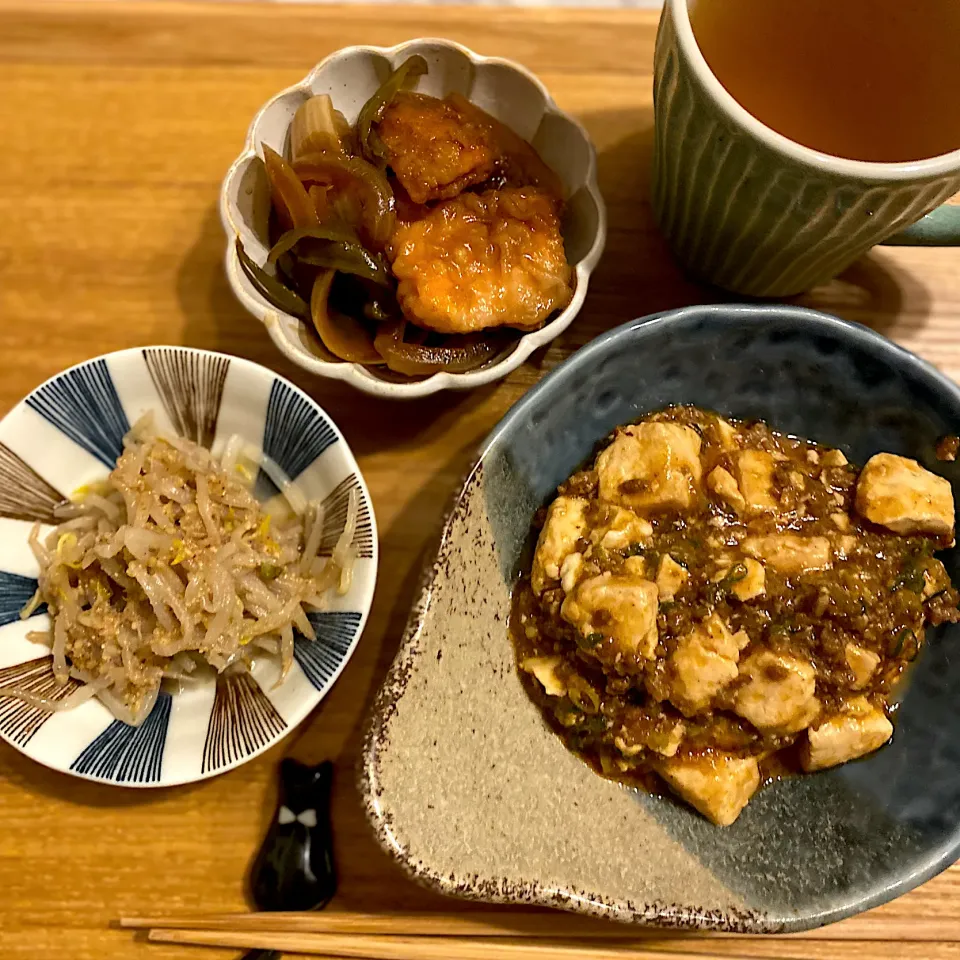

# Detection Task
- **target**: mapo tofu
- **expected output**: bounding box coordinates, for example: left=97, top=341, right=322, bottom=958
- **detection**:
left=511, top=406, right=959, bottom=826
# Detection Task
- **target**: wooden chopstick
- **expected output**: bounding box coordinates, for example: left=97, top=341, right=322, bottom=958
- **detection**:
left=119, top=910, right=960, bottom=942
left=146, top=928, right=795, bottom=960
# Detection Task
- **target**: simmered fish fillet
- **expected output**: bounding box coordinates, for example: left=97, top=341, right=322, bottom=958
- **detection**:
left=388, top=187, right=573, bottom=334
left=378, top=92, right=499, bottom=204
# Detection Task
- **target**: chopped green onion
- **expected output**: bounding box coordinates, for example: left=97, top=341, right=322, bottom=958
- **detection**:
left=889, top=628, right=914, bottom=658
left=720, top=562, right=748, bottom=586
left=575, top=715, right=608, bottom=734
left=568, top=680, right=600, bottom=715
left=259, top=562, right=282, bottom=580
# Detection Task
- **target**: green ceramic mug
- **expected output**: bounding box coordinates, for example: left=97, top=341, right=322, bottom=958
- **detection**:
left=652, top=0, right=960, bottom=298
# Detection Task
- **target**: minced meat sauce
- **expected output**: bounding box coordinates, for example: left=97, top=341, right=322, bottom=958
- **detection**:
left=511, top=405, right=959, bottom=825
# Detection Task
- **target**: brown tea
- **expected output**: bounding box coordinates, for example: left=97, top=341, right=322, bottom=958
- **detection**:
left=690, top=0, right=960, bottom=163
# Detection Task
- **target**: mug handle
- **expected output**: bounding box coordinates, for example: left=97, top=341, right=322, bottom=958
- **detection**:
left=882, top=205, right=960, bottom=246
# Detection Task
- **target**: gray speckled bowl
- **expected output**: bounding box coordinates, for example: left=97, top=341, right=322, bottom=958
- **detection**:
left=360, top=304, right=960, bottom=932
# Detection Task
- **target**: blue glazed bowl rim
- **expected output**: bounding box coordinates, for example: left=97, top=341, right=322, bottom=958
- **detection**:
left=484, top=304, right=960, bottom=462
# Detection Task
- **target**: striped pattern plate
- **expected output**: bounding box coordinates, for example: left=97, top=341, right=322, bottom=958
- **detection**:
left=0, top=348, right=377, bottom=787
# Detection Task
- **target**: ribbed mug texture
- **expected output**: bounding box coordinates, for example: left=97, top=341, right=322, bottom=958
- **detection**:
left=652, top=4, right=960, bottom=296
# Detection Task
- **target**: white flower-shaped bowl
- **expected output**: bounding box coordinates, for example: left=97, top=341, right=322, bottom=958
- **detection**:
left=220, top=38, right=607, bottom=399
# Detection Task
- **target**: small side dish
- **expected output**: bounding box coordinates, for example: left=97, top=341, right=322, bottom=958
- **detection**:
left=11, top=416, right=357, bottom=727
left=237, top=55, right=573, bottom=380
left=512, top=406, right=959, bottom=825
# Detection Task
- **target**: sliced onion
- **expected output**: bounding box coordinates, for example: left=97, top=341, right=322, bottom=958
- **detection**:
left=262, top=144, right=319, bottom=231
left=308, top=183, right=331, bottom=220
left=292, top=154, right=395, bottom=249
left=374, top=319, right=504, bottom=375
left=310, top=271, right=382, bottom=365
left=235, top=239, right=310, bottom=320
left=268, top=226, right=390, bottom=287
left=290, top=94, right=344, bottom=162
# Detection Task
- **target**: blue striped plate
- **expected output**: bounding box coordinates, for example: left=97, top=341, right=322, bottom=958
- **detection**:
left=0, top=348, right=377, bottom=787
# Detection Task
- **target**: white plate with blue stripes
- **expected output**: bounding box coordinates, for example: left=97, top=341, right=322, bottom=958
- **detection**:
left=0, top=347, right=377, bottom=787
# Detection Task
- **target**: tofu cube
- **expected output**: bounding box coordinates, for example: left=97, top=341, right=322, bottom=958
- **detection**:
left=742, top=534, right=832, bottom=575
left=615, top=718, right=686, bottom=759
left=707, top=465, right=746, bottom=514
left=669, top=614, right=748, bottom=716
left=521, top=656, right=566, bottom=697
left=730, top=557, right=765, bottom=602
left=733, top=650, right=819, bottom=734
left=559, top=552, right=584, bottom=594
left=594, top=505, right=654, bottom=551
left=844, top=643, right=880, bottom=690
left=656, top=753, right=761, bottom=826
left=735, top=450, right=779, bottom=514
left=821, top=449, right=848, bottom=467
left=714, top=416, right=739, bottom=451
left=597, top=423, right=702, bottom=513
left=855, top=453, right=954, bottom=539
left=801, top=697, right=893, bottom=772
left=561, top=573, right=660, bottom=659
left=531, top=496, right=588, bottom=595
left=656, top=553, right=688, bottom=601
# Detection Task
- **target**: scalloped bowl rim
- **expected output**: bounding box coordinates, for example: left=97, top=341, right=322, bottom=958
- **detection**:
left=219, top=37, right=607, bottom=399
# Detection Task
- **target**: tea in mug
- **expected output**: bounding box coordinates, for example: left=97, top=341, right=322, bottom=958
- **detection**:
left=690, top=0, right=960, bottom=163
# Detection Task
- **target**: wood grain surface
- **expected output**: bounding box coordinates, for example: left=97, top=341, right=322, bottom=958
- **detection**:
left=1, top=4, right=959, bottom=959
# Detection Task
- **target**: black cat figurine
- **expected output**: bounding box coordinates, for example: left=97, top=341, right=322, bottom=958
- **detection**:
left=248, top=759, right=337, bottom=913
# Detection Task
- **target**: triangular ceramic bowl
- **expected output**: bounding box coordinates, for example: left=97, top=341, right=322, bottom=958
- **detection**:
left=361, top=304, right=960, bottom=932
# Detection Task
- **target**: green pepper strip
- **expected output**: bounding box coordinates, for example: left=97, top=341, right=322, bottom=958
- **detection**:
left=356, top=54, right=428, bottom=165
left=267, top=225, right=391, bottom=286
left=297, top=242, right=391, bottom=286
left=576, top=715, right=608, bottom=734
left=576, top=631, right=603, bottom=652
left=891, top=561, right=925, bottom=594
left=235, top=238, right=309, bottom=320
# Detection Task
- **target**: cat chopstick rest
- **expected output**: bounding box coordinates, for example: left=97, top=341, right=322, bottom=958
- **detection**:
left=249, top=759, right=337, bottom=911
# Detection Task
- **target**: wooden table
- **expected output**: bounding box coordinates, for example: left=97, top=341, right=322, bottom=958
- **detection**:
left=1, top=3, right=959, bottom=959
